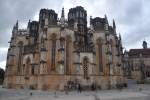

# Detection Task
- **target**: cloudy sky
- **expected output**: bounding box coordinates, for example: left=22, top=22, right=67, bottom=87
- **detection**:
left=0, top=0, right=149, bottom=69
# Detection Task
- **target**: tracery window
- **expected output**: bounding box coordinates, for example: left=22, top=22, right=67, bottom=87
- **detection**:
left=31, top=66, right=34, bottom=75
left=25, top=57, right=31, bottom=76
left=18, top=41, right=23, bottom=74
left=51, top=34, right=56, bottom=70
left=96, top=38, right=103, bottom=72
left=66, top=35, right=72, bottom=74
left=83, top=57, right=89, bottom=79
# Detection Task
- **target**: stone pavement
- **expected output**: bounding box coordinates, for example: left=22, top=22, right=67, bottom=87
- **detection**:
left=0, top=84, right=150, bottom=100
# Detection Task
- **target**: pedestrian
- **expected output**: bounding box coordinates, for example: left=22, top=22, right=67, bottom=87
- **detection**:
left=30, top=92, right=32, bottom=96
left=78, top=83, right=82, bottom=93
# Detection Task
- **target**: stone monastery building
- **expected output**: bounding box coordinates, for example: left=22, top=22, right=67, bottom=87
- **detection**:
left=4, top=6, right=126, bottom=90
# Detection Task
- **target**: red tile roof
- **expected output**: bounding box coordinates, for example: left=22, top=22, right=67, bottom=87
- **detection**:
left=128, top=48, right=150, bottom=57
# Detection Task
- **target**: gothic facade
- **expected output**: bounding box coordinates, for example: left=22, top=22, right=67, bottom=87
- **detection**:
left=4, top=6, right=126, bottom=90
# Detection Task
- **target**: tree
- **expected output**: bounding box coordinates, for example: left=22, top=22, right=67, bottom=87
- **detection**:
left=0, top=68, right=5, bottom=85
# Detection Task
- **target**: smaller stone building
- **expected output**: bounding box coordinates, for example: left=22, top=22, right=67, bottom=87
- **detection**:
left=124, top=41, right=150, bottom=82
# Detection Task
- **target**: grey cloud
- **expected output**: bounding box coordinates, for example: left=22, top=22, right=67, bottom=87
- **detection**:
left=106, top=0, right=142, bottom=25
left=0, top=0, right=150, bottom=69
left=0, top=0, right=64, bottom=48
left=0, top=49, right=7, bottom=62
left=0, top=0, right=149, bottom=48
left=0, top=0, right=47, bottom=48
left=0, top=0, right=63, bottom=69
left=102, top=0, right=150, bottom=49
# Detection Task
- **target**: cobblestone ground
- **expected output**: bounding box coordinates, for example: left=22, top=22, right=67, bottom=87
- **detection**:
left=0, top=83, right=150, bottom=100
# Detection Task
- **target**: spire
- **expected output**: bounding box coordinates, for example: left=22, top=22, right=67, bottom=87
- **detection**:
left=60, top=7, right=65, bottom=27
left=105, top=14, right=108, bottom=24
left=16, top=20, right=18, bottom=30
left=27, top=19, right=31, bottom=33
left=90, top=16, right=92, bottom=25
left=27, top=19, right=31, bottom=28
left=12, top=20, right=18, bottom=37
left=12, top=25, right=16, bottom=33
left=113, top=19, right=116, bottom=30
left=104, top=14, right=109, bottom=31
left=61, top=7, right=65, bottom=18
left=28, top=19, right=30, bottom=24
left=89, top=16, right=94, bottom=31
left=119, top=33, right=121, bottom=40
left=142, top=40, right=147, bottom=49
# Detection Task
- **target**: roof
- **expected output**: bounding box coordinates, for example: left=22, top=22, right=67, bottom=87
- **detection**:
left=128, top=48, right=150, bottom=58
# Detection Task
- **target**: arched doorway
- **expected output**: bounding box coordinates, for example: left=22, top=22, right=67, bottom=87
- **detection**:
left=83, top=57, right=89, bottom=79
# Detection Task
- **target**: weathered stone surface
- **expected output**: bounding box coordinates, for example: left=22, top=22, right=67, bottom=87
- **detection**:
left=4, top=6, right=126, bottom=90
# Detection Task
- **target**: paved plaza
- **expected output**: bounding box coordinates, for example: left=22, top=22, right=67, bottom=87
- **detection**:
left=0, top=82, right=150, bottom=100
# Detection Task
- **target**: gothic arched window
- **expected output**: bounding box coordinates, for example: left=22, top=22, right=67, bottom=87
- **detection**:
left=66, top=35, right=72, bottom=75
left=109, top=39, right=113, bottom=63
left=83, top=57, right=89, bottom=79
left=96, top=38, right=103, bottom=72
left=25, top=57, right=31, bottom=76
left=31, top=66, right=34, bottom=75
left=18, top=41, right=23, bottom=74
left=109, top=39, right=113, bottom=75
left=51, top=34, right=57, bottom=70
